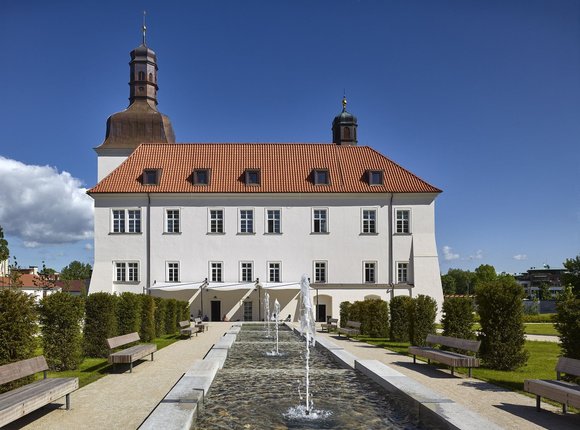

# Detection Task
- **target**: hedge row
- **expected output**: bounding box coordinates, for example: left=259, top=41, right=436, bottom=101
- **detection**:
left=554, top=287, right=580, bottom=359
left=339, top=299, right=389, bottom=337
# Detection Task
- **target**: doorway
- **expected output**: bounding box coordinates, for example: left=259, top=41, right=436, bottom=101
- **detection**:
left=211, top=300, right=221, bottom=322
left=316, top=304, right=327, bottom=322
left=243, top=301, right=253, bottom=321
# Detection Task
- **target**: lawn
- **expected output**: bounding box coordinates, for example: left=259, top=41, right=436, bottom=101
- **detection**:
left=43, top=334, right=181, bottom=387
left=435, top=323, right=559, bottom=336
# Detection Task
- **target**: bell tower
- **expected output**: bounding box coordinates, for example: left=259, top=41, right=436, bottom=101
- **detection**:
left=129, top=16, right=158, bottom=108
left=332, top=96, right=358, bottom=146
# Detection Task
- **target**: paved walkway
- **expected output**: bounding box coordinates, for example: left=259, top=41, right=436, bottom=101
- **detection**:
left=315, top=330, right=579, bottom=430
left=4, top=323, right=578, bottom=430
left=5, top=322, right=234, bottom=430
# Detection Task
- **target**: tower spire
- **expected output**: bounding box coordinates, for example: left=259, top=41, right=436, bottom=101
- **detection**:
left=142, top=11, right=147, bottom=45
left=332, top=95, right=358, bottom=146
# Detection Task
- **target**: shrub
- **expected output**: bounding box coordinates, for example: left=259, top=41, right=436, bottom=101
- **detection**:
left=38, top=292, right=85, bottom=371
left=140, top=294, right=156, bottom=342
left=0, top=289, right=37, bottom=393
left=409, top=295, right=437, bottom=346
left=554, top=286, right=580, bottom=359
left=390, top=296, right=412, bottom=342
left=362, top=299, right=389, bottom=338
left=475, top=276, right=529, bottom=370
left=154, top=297, right=167, bottom=337
left=84, top=292, right=118, bottom=358
left=117, top=292, right=142, bottom=335
left=176, top=300, right=189, bottom=325
left=441, top=297, right=475, bottom=340
left=165, top=299, right=178, bottom=334
left=339, top=301, right=351, bottom=328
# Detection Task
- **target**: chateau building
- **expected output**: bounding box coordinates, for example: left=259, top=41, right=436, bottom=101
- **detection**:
left=88, top=35, right=444, bottom=322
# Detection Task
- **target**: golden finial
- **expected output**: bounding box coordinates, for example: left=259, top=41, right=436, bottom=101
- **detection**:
left=342, top=94, right=347, bottom=112
left=142, top=11, right=147, bottom=45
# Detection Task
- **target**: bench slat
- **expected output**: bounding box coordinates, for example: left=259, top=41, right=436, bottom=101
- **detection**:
left=556, top=357, right=580, bottom=377
left=0, top=377, right=78, bottom=428
left=0, top=356, right=48, bottom=386
left=106, top=332, right=141, bottom=349
left=426, top=334, right=480, bottom=353
left=108, top=344, right=157, bottom=364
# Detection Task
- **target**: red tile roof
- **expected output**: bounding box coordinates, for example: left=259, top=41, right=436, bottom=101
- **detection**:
left=88, top=143, right=441, bottom=194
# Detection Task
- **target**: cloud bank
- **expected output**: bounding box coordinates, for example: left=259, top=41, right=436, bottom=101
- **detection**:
left=442, top=246, right=460, bottom=261
left=0, top=157, right=93, bottom=247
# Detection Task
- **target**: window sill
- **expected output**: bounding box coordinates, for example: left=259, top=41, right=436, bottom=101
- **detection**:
left=360, top=233, right=379, bottom=236
left=163, top=232, right=182, bottom=235
left=393, top=233, right=412, bottom=236
left=264, top=232, right=283, bottom=235
left=113, top=281, right=140, bottom=285
left=237, top=232, right=256, bottom=235
left=311, top=232, right=330, bottom=235
left=109, top=232, right=143, bottom=235
left=207, top=232, right=226, bottom=235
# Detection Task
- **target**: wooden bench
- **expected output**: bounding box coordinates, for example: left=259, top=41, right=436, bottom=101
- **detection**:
left=524, top=356, right=580, bottom=413
left=179, top=320, right=201, bottom=338
left=106, top=332, right=156, bottom=373
left=320, top=318, right=338, bottom=333
left=0, top=356, right=78, bottom=427
left=194, top=317, right=208, bottom=332
left=337, top=321, right=361, bottom=339
left=408, top=334, right=481, bottom=377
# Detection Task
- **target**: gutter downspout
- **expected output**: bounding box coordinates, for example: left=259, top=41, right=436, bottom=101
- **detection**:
left=147, top=193, right=151, bottom=294
left=388, top=193, right=394, bottom=300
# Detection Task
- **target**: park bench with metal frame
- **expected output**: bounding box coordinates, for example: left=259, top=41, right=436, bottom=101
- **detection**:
left=321, top=318, right=338, bottom=333
left=337, top=321, right=361, bottom=339
left=179, top=320, right=201, bottom=338
left=106, top=332, right=156, bottom=373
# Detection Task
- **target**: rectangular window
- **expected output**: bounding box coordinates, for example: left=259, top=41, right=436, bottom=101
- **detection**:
left=245, top=169, right=260, bottom=186
left=239, top=209, right=254, bottom=233
left=396, top=209, right=410, bottom=234
left=243, top=301, right=253, bottom=321
left=167, top=262, right=180, bottom=283
left=313, top=209, right=328, bottom=233
left=314, top=261, right=327, bottom=283
left=127, top=262, right=139, bottom=282
left=240, top=261, right=253, bottom=282
left=313, top=169, right=330, bottom=185
left=112, top=209, right=141, bottom=233
left=193, top=169, right=210, bottom=185
left=368, top=170, right=383, bottom=185
left=266, top=209, right=281, bottom=234
left=210, top=209, right=224, bottom=233
left=112, top=210, right=125, bottom=233
left=210, top=262, right=223, bottom=282
left=114, top=262, right=139, bottom=283
left=115, top=262, right=126, bottom=282
left=166, top=209, right=180, bottom=233
left=364, top=262, right=376, bottom=283
left=362, top=209, right=377, bottom=234
left=397, top=262, right=408, bottom=284
left=268, top=262, right=281, bottom=283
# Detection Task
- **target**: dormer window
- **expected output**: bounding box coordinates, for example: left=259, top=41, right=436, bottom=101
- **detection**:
left=245, top=169, right=261, bottom=186
left=313, top=169, right=330, bottom=185
left=193, top=169, right=210, bottom=186
left=143, top=169, right=160, bottom=185
left=368, top=170, right=383, bottom=186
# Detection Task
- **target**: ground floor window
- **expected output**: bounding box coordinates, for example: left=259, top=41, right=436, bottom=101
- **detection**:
left=243, top=301, right=253, bottom=321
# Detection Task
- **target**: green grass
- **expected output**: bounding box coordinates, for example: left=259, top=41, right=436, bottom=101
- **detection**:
left=42, top=334, right=181, bottom=388
left=435, top=322, right=558, bottom=336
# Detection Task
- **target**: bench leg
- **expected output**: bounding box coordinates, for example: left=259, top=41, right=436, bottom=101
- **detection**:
left=151, top=352, right=154, bottom=361
left=536, top=395, right=541, bottom=411
left=468, top=367, right=472, bottom=378
left=427, top=358, right=430, bottom=364
left=563, top=403, right=567, bottom=414
left=413, top=355, right=416, bottom=364
left=451, top=367, right=454, bottom=376
left=66, top=393, right=71, bottom=410
left=130, top=361, right=133, bottom=373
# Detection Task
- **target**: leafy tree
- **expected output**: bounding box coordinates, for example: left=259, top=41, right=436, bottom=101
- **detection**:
left=441, top=274, right=456, bottom=295
left=140, top=294, right=156, bottom=342
left=538, top=282, right=551, bottom=301
left=390, top=295, right=413, bottom=341
left=441, top=297, right=475, bottom=340
left=0, top=226, right=9, bottom=264
left=445, top=269, right=476, bottom=295
left=34, top=261, right=58, bottom=296
left=562, top=255, right=580, bottom=297
left=8, top=257, right=22, bottom=288
left=474, top=264, right=497, bottom=287
left=409, top=295, right=437, bottom=346
left=84, top=292, right=118, bottom=358
left=553, top=286, right=580, bottom=359
left=60, top=260, right=92, bottom=280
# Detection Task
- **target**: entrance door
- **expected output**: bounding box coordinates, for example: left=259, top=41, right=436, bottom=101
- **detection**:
left=316, top=304, right=327, bottom=322
left=211, top=300, right=221, bottom=322
left=243, top=301, right=253, bottom=321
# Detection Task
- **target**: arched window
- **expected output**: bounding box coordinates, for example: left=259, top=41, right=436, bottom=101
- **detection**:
left=138, top=71, right=145, bottom=81
left=148, top=73, right=153, bottom=82
left=343, top=127, right=351, bottom=139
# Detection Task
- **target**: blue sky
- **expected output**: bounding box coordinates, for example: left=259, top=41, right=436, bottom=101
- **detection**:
left=0, top=0, right=578, bottom=274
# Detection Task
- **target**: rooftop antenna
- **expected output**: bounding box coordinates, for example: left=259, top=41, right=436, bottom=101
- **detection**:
left=142, top=10, right=147, bottom=45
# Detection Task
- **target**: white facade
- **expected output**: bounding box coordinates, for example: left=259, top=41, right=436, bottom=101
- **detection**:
left=89, top=190, right=443, bottom=321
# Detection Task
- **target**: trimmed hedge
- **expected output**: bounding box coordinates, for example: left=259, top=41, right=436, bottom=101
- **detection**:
left=338, top=299, right=389, bottom=337
left=38, top=292, right=85, bottom=371
left=441, top=297, right=475, bottom=340
left=0, top=289, right=37, bottom=393
left=140, top=294, right=156, bottom=342
left=165, top=299, right=178, bottom=334
left=154, top=297, right=167, bottom=337
left=390, top=296, right=412, bottom=342
left=84, top=292, right=118, bottom=358
left=409, top=295, right=437, bottom=346
left=117, top=292, right=142, bottom=335
left=475, top=276, right=529, bottom=370
left=554, top=287, right=580, bottom=359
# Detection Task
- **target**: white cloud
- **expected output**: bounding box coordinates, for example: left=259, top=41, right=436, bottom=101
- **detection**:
left=442, top=246, right=460, bottom=261
left=84, top=243, right=93, bottom=251
left=468, top=249, right=484, bottom=260
left=513, top=254, right=528, bottom=261
left=0, top=157, right=93, bottom=246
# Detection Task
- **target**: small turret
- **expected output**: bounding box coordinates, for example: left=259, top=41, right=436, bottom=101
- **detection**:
left=332, top=96, right=358, bottom=146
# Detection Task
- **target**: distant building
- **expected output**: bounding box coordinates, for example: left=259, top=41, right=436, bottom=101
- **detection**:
left=0, top=259, right=8, bottom=277
left=88, top=32, right=445, bottom=322
left=515, top=266, right=566, bottom=299
left=0, top=273, right=61, bottom=303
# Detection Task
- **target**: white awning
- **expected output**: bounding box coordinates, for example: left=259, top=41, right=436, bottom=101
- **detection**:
left=149, top=281, right=204, bottom=291
left=206, top=282, right=255, bottom=291
left=261, top=282, right=301, bottom=290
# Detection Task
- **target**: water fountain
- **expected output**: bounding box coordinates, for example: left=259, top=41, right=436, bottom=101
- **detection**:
left=298, top=274, right=316, bottom=415
left=263, top=291, right=271, bottom=338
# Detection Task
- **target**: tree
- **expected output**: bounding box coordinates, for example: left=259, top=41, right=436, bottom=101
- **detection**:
left=553, top=286, right=580, bottom=359
left=474, top=264, right=497, bottom=285
left=562, top=255, right=580, bottom=297
left=441, top=274, right=456, bottom=295
left=0, top=226, right=9, bottom=264
left=60, top=260, right=92, bottom=280
left=33, top=261, right=58, bottom=295
left=445, top=269, right=476, bottom=295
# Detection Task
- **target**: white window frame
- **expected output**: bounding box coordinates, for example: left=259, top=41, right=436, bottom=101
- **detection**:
left=265, top=208, right=281, bottom=234
left=395, top=208, right=411, bottom=234
left=397, top=262, right=409, bottom=284
left=208, top=208, right=225, bottom=234
left=363, top=261, right=377, bottom=284
left=210, top=261, right=224, bottom=283
left=239, top=261, right=254, bottom=283
left=165, top=208, right=181, bottom=233
left=267, top=261, right=281, bottom=283
left=313, top=261, right=327, bottom=283
left=361, top=208, right=377, bottom=234
left=166, top=261, right=180, bottom=283
left=239, top=209, right=254, bottom=234
left=111, top=208, right=141, bottom=233
left=312, top=208, right=329, bottom=234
